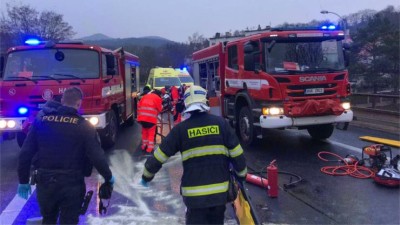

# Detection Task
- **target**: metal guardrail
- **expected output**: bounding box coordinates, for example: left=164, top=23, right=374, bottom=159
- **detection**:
left=348, top=93, right=399, bottom=134
left=350, top=93, right=400, bottom=114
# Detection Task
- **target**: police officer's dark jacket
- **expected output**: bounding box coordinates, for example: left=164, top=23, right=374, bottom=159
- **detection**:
left=18, top=105, right=112, bottom=184
left=142, top=112, right=247, bottom=209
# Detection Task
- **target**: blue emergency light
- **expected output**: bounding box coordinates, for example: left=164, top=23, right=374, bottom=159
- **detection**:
left=180, top=66, right=188, bottom=71
left=18, top=107, right=28, bottom=115
left=321, top=25, right=336, bottom=30
left=25, top=38, right=41, bottom=46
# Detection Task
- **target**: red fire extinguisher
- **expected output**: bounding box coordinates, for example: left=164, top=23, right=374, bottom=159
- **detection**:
left=267, top=160, right=278, bottom=198
left=245, top=174, right=269, bottom=187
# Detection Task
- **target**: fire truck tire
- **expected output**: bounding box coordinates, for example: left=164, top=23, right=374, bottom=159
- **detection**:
left=307, top=124, right=334, bottom=140
left=17, top=132, right=27, bottom=148
left=100, top=110, right=118, bottom=149
left=237, top=106, right=256, bottom=147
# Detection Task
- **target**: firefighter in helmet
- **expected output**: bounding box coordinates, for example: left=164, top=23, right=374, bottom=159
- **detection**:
left=137, top=89, right=163, bottom=153
left=141, top=85, right=247, bottom=224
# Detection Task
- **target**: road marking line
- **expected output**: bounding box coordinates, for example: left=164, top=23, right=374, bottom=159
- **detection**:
left=0, top=186, right=36, bottom=225
left=325, top=140, right=362, bottom=153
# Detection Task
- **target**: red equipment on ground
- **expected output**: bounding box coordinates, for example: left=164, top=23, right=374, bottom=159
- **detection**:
left=245, top=160, right=278, bottom=197
left=318, top=144, right=400, bottom=187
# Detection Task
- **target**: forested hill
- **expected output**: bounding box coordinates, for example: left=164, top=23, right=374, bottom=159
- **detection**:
left=76, top=33, right=176, bottom=48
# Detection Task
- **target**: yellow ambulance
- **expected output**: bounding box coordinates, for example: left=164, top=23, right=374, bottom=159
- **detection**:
left=146, top=67, right=181, bottom=90
left=175, top=68, right=194, bottom=86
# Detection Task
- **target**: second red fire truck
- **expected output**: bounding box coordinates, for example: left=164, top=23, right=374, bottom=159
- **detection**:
left=192, top=26, right=353, bottom=146
left=0, top=39, right=140, bottom=149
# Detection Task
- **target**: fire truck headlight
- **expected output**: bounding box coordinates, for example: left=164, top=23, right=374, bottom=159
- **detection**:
left=262, top=107, right=284, bottom=116
left=0, top=120, right=7, bottom=129
left=341, top=102, right=351, bottom=110
left=7, top=120, right=16, bottom=128
left=88, top=117, right=99, bottom=126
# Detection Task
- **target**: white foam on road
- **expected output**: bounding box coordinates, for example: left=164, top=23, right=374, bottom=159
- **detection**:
left=0, top=186, right=36, bottom=225
left=86, top=150, right=186, bottom=225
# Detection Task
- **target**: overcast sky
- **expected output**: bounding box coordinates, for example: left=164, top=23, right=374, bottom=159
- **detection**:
left=1, top=0, right=399, bottom=43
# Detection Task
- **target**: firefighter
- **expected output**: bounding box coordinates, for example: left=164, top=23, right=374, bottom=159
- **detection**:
left=141, top=85, right=247, bottom=225
left=137, top=89, right=163, bottom=153
left=138, top=85, right=151, bottom=100
left=169, top=85, right=181, bottom=125
left=17, top=87, right=114, bottom=225
left=174, top=84, right=188, bottom=123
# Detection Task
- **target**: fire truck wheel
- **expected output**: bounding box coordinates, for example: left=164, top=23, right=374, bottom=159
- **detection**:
left=307, top=124, right=334, bottom=140
left=17, top=132, right=27, bottom=148
left=237, top=106, right=256, bottom=147
left=100, top=110, right=118, bottom=149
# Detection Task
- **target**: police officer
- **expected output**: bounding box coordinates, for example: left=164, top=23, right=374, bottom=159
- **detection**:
left=137, top=89, right=163, bottom=153
left=141, top=85, right=247, bottom=225
left=17, top=87, right=115, bottom=225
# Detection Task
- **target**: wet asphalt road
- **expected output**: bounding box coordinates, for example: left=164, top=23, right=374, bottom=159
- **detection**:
left=0, top=120, right=399, bottom=225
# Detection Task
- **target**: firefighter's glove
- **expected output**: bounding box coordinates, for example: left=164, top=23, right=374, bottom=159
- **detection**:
left=17, top=184, right=31, bottom=200
left=140, top=178, right=149, bottom=187
left=99, top=182, right=113, bottom=200
left=109, top=176, right=115, bottom=186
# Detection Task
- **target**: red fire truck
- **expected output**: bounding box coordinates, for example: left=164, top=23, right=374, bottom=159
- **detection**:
left=192, top=27, right=353, bottom=146
left=0, top=39, right=140, bottom=149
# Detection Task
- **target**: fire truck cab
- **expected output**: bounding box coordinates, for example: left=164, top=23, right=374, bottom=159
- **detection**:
left=0, top=40, right=140, bottom=149
left=192, top=27, right=353, bottom=146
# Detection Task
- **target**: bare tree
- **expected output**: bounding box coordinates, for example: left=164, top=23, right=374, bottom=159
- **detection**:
left=188, top=32, right=208, bottom=51
left=0, top=3, right=75, bottom=51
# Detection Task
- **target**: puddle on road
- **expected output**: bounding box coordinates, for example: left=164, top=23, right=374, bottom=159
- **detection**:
left=86, top=149, right=186, bottom=225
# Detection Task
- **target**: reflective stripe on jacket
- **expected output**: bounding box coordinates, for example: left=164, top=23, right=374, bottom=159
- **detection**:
left=137, top=93, right=162, bottom=124
left=142, top=112, right=247, bottom=208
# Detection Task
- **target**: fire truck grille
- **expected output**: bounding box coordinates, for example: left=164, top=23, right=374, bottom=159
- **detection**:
left=287, top=83, right=337, bottom=97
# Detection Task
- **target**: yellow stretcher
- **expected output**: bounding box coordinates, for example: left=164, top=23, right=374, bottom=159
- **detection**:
left=359, top=136, right=400, bottom=148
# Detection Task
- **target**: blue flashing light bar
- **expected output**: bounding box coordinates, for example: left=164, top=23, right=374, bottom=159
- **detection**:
left=321, top=25, right=336, bottom=30
left=180, top=66, right=187, bottom=71
left=25, top=38, right=41, bottom=46
left=328, top=25, right=336, bottom=30
left=18, top=107, right=28, bottom=115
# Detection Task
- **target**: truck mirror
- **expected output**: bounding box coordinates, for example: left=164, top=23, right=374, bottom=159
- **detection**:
left=267, top=40, right=276, bottom=52
left=106, top=54, right=116, bottom=75
left=344, top=50, right=350, bottom=67
left=343, top=42, right=351, bottom=50
left=244, top=54, right=255, bottom=71
left=0, top=56, right=4, bottom=77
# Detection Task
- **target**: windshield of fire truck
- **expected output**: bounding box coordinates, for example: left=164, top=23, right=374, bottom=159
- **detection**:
left=265, top=39, right=345, bottom=74
left=3, top=49, right=100, bottom=80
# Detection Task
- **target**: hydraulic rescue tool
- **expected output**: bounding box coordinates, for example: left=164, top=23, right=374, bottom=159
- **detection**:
left=360, top=144, right=400, bottom=187
left=318, top=144, right=400, bottom=187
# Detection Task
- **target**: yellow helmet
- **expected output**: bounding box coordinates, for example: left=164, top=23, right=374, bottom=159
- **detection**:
left=183, top=85, right=209, bottom=113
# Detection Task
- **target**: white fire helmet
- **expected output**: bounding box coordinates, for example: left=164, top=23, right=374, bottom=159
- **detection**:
left=183, top=85, right=210, bottom=113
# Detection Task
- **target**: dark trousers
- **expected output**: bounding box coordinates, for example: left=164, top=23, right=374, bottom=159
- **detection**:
left=186, top=205, right=226, bottom=225
left=36, top=174, right=85, bottom=225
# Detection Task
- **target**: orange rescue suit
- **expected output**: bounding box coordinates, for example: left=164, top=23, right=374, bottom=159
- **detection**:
left=137, top=92, right=163, bottom=124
